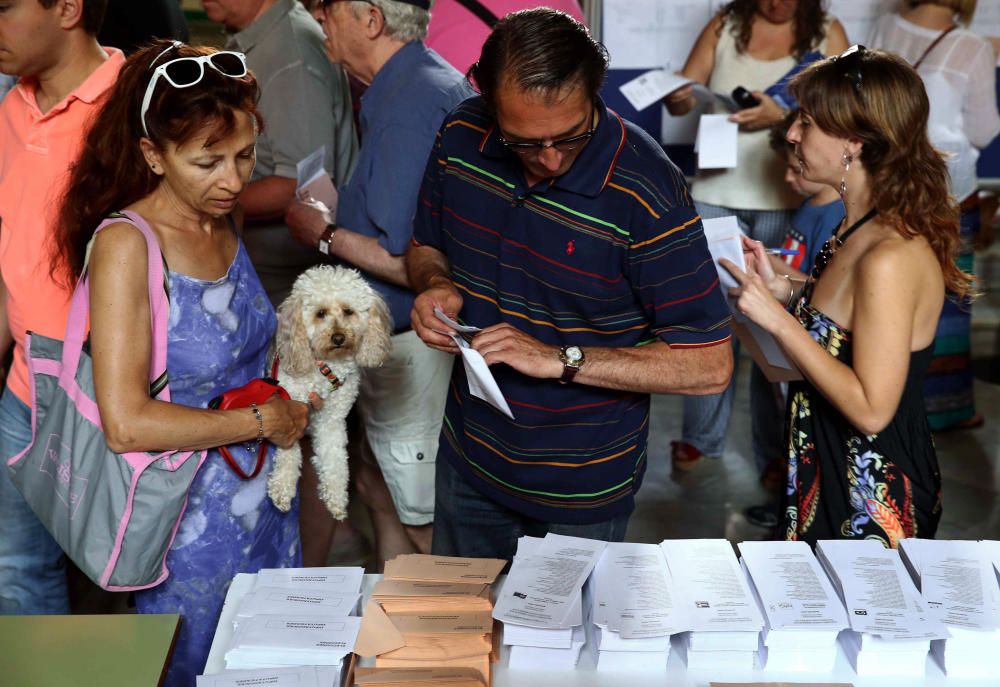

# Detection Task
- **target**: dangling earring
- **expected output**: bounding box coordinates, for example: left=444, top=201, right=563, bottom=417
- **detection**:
left=839, top=150, right=853, bottom=197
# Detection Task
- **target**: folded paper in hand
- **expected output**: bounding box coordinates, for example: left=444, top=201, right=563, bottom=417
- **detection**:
left=434, top=308, right=514, bottom=419
left=297, top=145, right=339, bottom=212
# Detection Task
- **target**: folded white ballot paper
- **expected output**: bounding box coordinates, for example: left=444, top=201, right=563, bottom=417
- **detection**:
left=494, top=533, right=606, bottom=629
left=196, top=666, right=340, bottom=687
left=433, top=307, right=514, bottom=419
left=696, top=115, right=738, bottom=169
left=226, top=614, right=361, bottom=669
left=619, top=69, right=741, bottom=113
left=700, top=217, right=794, bottom=372
left=254, top=567, right=364, bottom=594
left=296, top=145, right=339, bottom=212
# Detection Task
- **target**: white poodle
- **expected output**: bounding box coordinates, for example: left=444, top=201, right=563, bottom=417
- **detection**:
left=267, top=265, right=392, bottom=519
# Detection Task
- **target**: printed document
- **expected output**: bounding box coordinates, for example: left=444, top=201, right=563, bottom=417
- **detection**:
left=254, top=566, right=363, bottom=593
left=494, top=534, right=607, bottom=629
left=660, top=539, right=764, bottom=633
left=296, top=145, right=339, bottom=211
left=592, top=541, right=691, bottom=638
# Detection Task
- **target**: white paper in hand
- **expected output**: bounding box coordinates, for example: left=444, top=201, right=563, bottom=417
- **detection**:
left=449, top=333, right=514, bottom=420
left=696, top=115, right=738, bottom=169
left=619, top=70, right=693, bottom=112
left=296, top=145, right=339, bottom=213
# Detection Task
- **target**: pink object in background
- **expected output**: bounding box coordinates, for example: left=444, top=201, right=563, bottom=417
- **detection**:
left=426, top=0, right=587, bottom=76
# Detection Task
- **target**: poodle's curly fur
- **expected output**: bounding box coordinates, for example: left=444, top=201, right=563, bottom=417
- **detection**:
left=267, top=265, right=392, bottom=519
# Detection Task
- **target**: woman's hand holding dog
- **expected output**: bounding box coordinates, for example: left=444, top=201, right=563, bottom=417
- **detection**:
left=259, top=396, right=310, bottom=448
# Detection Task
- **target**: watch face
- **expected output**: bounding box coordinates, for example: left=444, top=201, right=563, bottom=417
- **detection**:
left=564, top=346, right=583, bottom=364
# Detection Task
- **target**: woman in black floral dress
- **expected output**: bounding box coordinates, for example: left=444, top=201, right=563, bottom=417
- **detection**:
left=722, top=47, right=972, bottom=547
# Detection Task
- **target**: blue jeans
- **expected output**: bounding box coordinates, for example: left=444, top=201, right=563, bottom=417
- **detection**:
left=0, top=390, right=69, bottom=614
left=682, top=202, right=792, bottom=468
left=432, top=456, right=631, bottom=564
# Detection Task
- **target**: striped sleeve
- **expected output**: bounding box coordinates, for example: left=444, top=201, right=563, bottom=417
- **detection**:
left=627, top=203, right=732, bottom=348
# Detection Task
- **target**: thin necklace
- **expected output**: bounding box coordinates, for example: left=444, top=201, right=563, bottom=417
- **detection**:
left=811, top=207, right=878, bottom=279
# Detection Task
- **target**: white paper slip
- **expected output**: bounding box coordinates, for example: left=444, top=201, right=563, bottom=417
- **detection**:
left=660, top=539, right=764, bottom=633
left=700, top=216, right=745, bottom=293
left=196, top=666, right=331, bottom=687
left=434, top=307, right=481, bottom=335
left=254, top=567, right=364, bottom=593
left=696, top=115, right=738, bottom=169
left=296, top=145, right=339, bottom=211
left=592, top=542, right=690, bottom=638
left=738, top=540, right=848, bottom=634
left=816, top=540, right=949, bottom=641
left=235, top=587, right=361, bottom=620
left=494, top=534, right=606, bottom=629
left=229, top=614, right=361, bottom=655
left=899, top=539, right=1000, bottom=631
left=619, top=69, right=693, bottom=112
left=448, top=333, right=514, bottom=420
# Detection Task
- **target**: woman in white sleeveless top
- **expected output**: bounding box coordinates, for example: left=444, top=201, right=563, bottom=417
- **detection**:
left=663, top=0, right=848, bottom=488
left=870, top=0, right=1000, bottom=432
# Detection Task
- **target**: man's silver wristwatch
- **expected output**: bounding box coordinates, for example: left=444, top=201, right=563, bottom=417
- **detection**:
left=318, top=222, right=338, bottom=256
left=558, top=345, right=585, bottom=384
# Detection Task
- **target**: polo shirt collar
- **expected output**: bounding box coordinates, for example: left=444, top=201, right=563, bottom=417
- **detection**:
left=16, top=47, right=124, bottom=116
left=232, top=0, right=295, bottom=52
left=478, top=96, right=626, bottom=198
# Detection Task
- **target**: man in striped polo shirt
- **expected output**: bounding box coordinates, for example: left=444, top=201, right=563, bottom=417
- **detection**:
left=407, top=8, right=734, bottom=560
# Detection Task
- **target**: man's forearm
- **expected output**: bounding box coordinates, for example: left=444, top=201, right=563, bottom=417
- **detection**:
left=329, top=228, right=409, bottom=288
left=572, top=340, right=733, bottom=395
left=241, top=176, right=297, bottom=222
left=405, top=243, right=453, bottom=292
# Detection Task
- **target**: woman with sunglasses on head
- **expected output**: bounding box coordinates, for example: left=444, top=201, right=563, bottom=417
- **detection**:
left=870, top=0, right=1000, bottom=432
left=662, top=0, right=848, bottom=481
left=723, top=47, right=971, bottom=548
left=52, top=40, right=310, bottom=685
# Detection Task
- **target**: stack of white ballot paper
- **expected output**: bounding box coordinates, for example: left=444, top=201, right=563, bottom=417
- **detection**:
left=898, top=538, right=1000, bottom=679
left=816, top=539, right=950, bottom=678
left=493, top=534, right=606, bottom=670
left=660, top=539, right=764, bottom=673
left=589, top=542, right=689, bottom=672
left=738, top=540, right=848, bottom=673
left=222, top=567, right=364, bottom=678
left=197, top=666, right=341, bottom=687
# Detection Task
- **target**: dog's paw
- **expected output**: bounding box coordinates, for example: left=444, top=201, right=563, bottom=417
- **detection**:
left=267, top=475, right=296, bottom=512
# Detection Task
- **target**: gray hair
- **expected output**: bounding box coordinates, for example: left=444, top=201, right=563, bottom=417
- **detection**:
left=351, top=0, right=433, bottom=43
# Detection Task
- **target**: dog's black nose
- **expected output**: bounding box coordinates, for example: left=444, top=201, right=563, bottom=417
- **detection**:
left=332, top=332, right=346, bottom=347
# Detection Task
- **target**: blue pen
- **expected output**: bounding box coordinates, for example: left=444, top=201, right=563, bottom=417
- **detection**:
left=766, top=248, right=799, bottom=256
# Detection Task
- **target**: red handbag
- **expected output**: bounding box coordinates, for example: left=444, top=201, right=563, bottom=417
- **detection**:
left=208, top=371, right=290, bottom=480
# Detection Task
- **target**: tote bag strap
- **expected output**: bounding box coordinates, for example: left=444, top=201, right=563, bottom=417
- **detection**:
left=912, top=25, right=957, bottom=70
left=61, top=211, right=172, bottom=402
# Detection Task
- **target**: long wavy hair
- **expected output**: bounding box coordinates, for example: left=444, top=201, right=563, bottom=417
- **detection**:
left=718, top=0, right=829, bottom=59
left=791, top=48, right=971, bottom=298
left=52, top=40, right=262, bottom=287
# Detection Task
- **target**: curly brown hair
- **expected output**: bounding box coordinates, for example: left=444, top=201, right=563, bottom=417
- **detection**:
left=791, top=48, right=972, bottom=298
left=52, top=40, right=262, bottom=287
left=718, top=0, right=829, bottom=59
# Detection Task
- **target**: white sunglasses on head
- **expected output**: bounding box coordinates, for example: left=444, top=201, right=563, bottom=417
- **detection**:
left=140, top=41, right=249, bottom=137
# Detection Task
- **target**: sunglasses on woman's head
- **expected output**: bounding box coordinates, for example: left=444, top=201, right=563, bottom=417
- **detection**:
left=831, top=44, right=866, bottom=93
left=140, top=42, right=249, bottom=138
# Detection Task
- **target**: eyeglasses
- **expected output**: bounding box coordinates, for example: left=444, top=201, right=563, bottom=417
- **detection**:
left=498, top=110, right=597, bottom=156
left=831, top=44, right=866, bottom=93
left=140, top=42, right=249, bottom=137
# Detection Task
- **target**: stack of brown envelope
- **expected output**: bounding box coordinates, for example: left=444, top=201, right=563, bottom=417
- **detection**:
left=355, top=555, right=505, bottom=686
left=354, top=667, right=486, bottom=687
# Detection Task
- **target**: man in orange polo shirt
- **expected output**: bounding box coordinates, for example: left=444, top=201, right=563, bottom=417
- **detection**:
left=0, top=0, right=120, bottom=614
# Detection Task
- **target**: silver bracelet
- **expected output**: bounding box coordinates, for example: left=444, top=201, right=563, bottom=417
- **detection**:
left=782, top=274, right=797, bottom=310
left=245, top=402, right=264, bottom=453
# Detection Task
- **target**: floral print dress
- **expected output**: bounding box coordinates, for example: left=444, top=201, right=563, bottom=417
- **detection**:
left=783, top=281, right=942, bottom=547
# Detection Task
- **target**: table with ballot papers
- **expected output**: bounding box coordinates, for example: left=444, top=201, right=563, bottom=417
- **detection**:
left=202, top=538, right=1000, bottom=686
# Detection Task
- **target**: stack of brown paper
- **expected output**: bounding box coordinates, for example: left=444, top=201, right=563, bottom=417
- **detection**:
left=355, top=555, right=505, bottom=686
left=354, top=667, right=486, bottom=687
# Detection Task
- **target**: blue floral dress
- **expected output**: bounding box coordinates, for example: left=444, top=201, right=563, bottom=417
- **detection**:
left=134, top=231, right=301, bottom=686
left=784, top=280, right=942, bottom=548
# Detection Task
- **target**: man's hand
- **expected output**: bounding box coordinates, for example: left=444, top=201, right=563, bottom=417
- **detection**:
left=284, top=195, right=332, bottom=249
left=728, top=92, right=784, bottom=132
left=471, top=323, right=562, bottom=379
left=411, top=279, right=464, bottom=354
